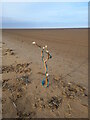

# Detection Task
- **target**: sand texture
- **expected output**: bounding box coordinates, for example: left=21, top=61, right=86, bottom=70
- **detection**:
left=2, top=29, right=88, bottom=118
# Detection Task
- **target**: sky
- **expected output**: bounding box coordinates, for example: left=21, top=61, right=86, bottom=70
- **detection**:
left=2, top=2, right=88, bottom=28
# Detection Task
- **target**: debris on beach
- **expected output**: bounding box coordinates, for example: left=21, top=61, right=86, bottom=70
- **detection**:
left=66, top=103, right=72, bottom=116
left=2, top=82, right=9, bottom=90
left=9, top=92, right=36, bottom=118
left=48, top=96, right=62, bottom=110
left=51, top=75, right=63, bottom=87
left=51, top=75, right=88, bottom=99
left=62, top=82, right=88, bottom=99
left=2, top=79, right=9, bottom=84
left=9, top=97, right=17, bottom=109
left=16, top=75, right=31, bottom=86
left=15, top=63, right=32, bottom=74
left=2, top=62, right=32, bottom=94
left=32, top=41, right=52, bottom=87
left=2, top=65, right=14, bottom=73
left=17, top=110, right=36, bottom=118
left=2, top=62, right=32, bottom=74
left=53, top=74, right=63, bottom=81
left=33, top=97, right=46, bottom=109
left=3, top=48, right=15, bottom=56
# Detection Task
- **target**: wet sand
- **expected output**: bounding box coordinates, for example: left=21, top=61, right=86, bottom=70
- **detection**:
left=2, top=29, right=88, bottom=118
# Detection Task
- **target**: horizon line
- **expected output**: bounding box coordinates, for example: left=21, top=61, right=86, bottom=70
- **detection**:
left=1, top=27, right=89, bottom=30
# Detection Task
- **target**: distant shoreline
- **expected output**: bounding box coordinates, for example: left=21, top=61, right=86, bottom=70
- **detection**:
left=1, top=28, right=89, bottom=30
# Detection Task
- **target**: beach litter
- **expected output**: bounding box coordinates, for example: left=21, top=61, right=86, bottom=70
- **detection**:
left=2, top=62, right=32, bottom=74
left=3, top=48, right=15, bottom=56
left=17, top=110, right=36, bottom=118
left=2, top=65, right=14, bottom=73
left=33, top=97, right=46, bottom=109
left=16, top=75, right=30, bottom=87
left=10, top=98, right=17, bottom=109
left=48, top=96, right=62, bottom=110
left=32, top=41, right=52, bottom=87
left=62, top=82, right=88, bottom=99
left=15, top=63, right=32, bottom=74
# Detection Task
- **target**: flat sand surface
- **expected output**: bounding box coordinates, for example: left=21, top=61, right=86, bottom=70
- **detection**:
left=2, top=29, right=88, bottom=118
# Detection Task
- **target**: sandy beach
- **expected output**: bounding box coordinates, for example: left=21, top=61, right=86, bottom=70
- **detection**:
left=2, top=29, right=88, bottom=118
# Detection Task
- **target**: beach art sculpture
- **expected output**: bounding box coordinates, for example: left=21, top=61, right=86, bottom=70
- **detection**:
left=32, top=41, right=52, bottom=87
